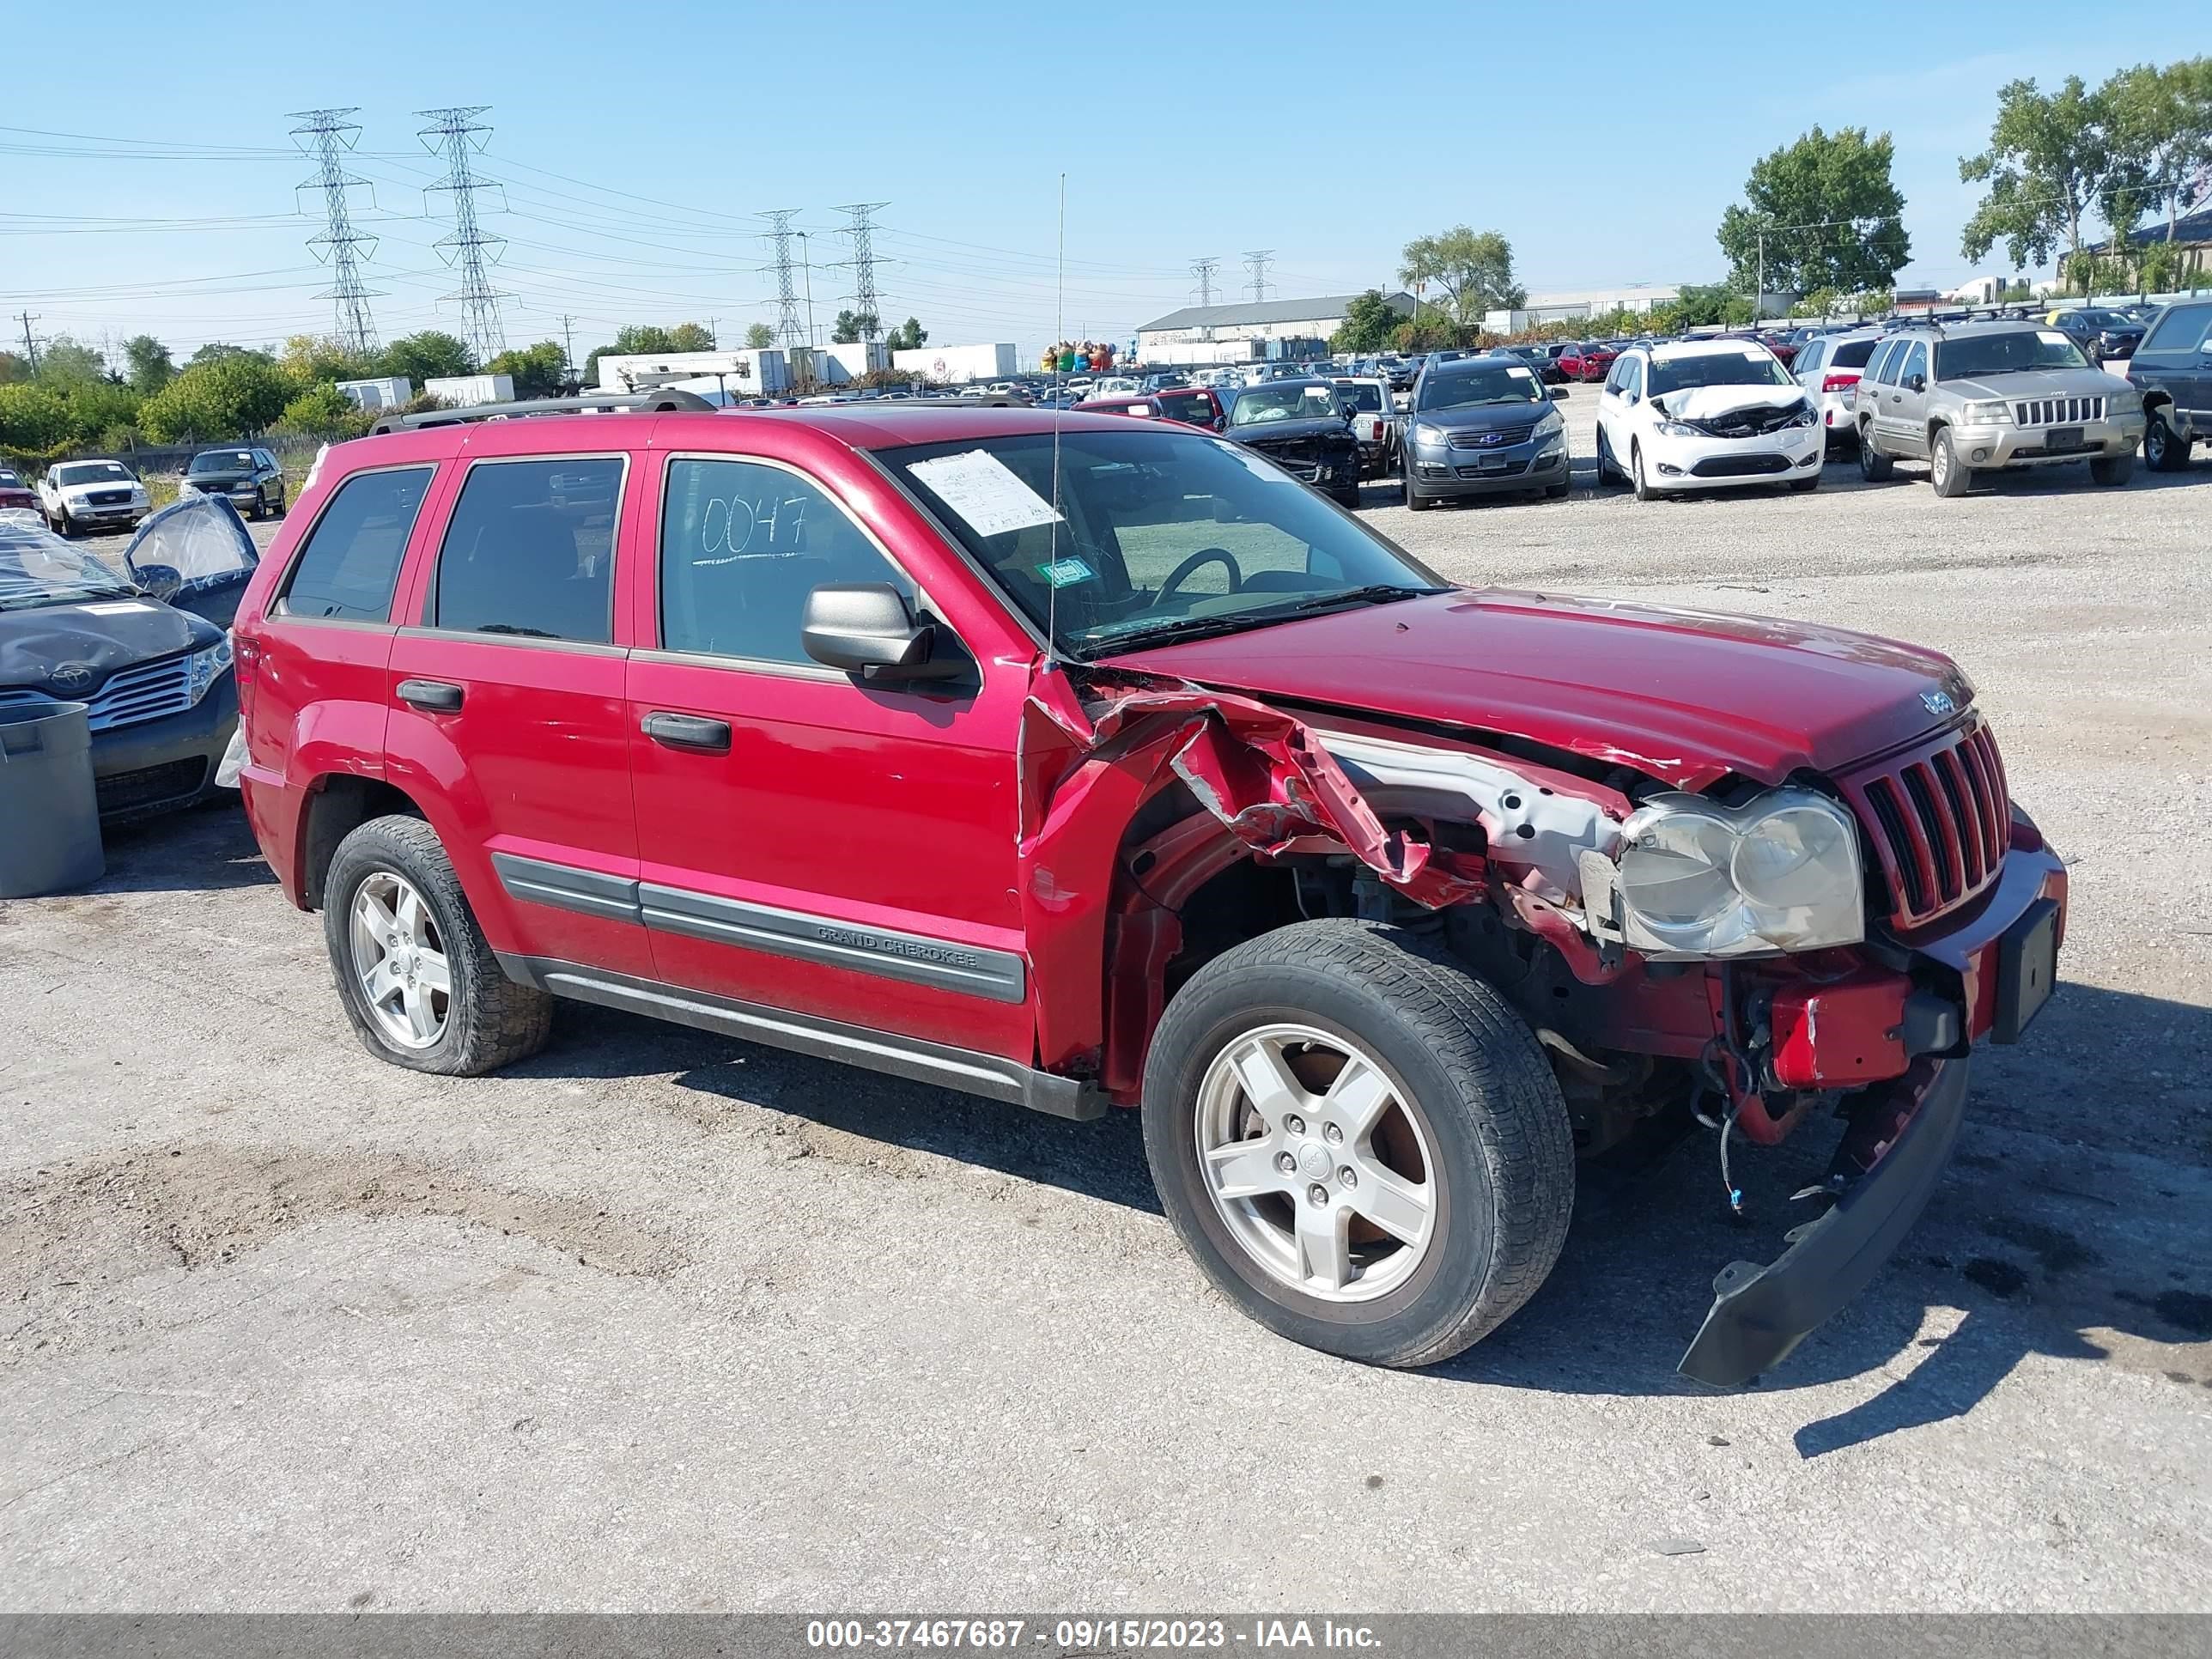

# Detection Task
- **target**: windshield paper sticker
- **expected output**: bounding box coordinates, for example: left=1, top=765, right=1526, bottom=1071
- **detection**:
left=909, top=448, right=1063, bottom=538
left=2038, top=330, right=2072, bottom=347
left=80, top=600, right=156, bottom=616
left=1507, top=365, right=1533, bottom=379
left=1036, top=556, right=1095, bottom=588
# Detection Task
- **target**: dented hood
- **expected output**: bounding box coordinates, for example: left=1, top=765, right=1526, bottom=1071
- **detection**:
left=1112, top=589, right=1968, bottom=789
left=1651, top=384, right=1804, bottom=421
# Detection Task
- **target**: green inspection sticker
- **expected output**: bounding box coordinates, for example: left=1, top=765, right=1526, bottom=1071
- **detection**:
left=1036, top=556, right=1096, bottom=587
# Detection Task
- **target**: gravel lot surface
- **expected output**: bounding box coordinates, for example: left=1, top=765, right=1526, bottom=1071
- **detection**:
left=5, top=415, right=2210, bottom=1613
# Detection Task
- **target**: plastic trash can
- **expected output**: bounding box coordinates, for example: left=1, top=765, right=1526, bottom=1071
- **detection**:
left=0, top=701, right=105, bottom=897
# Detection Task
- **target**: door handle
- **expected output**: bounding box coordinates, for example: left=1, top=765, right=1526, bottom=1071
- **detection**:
left=641, top=711, right=732, bottom=753
left=397, top=679, right=464, bottom=714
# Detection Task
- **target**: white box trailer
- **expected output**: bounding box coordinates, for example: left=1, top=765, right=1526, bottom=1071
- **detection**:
left=335, top=376, right=414, bottom=410
left=892, top=342, right=1018, bottom=384
left=592, top=349, right=789, bottom=396
left=424, top=374, right=515, bottom=407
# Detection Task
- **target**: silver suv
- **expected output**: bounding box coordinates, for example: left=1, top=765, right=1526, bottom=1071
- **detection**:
left=1853, top=321, right=2145, bottom=497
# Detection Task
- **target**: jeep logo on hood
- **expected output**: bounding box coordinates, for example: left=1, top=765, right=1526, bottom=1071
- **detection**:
left=1921, top=689, right=1957, bottom=718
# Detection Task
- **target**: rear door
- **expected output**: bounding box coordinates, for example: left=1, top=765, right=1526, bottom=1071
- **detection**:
left=384, top=448, right=653, bottom=976
left=240, top=461, right=441, bottom=873
left=624, top=445, right=1034, bottom=1060
left=2146, top=301, right=2212, bottom=437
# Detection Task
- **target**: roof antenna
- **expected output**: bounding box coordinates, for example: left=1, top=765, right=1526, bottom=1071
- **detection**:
left=1047, top=169, right=1067, bottom=664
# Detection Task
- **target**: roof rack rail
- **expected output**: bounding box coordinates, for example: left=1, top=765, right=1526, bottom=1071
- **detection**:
left=368, top=388, right=716, bottom=435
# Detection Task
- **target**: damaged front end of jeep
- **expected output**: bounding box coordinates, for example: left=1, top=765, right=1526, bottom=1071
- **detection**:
left=1018, top=660, right=2067, bottom=1386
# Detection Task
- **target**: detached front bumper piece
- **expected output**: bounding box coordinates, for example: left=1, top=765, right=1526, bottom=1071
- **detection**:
left=1677, top=1056, right=1968, bottom=1387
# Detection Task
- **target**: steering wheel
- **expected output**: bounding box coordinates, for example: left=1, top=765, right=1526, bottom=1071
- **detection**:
left=1154, top=547, right=1243, bottom=608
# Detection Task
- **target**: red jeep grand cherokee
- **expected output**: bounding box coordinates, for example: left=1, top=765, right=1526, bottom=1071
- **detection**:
left=232, top=403, right=2065, bottom=1385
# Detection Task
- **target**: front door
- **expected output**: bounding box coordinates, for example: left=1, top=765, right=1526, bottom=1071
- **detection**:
left=625, top=451, right=1033, bottom=1060
left=383, top=452, right=653, bottom=977
left=1878, top=340, right=1929, bottom=455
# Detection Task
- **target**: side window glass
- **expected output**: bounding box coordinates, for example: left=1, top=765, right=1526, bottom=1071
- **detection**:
left=659, top=458, right=911, bottom=665
left=279, top=465, right=434, bottom=623
left=2146, top=303, right=2212, bottom=354
left=1797, top=343, right=1823, bottom=376
left=1866, top=343, right=1896, bottom=386
left=1900, top=343, right=1927, bottom=386
left=1625, top=357, right=1644, bottom=398
left=430, top=458, right=623, bottom=643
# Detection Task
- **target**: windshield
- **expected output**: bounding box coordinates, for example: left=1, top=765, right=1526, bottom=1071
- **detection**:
left=55, top=461, right=135, bottom=488
left=2070, top=310, right=2126, bottom=329
left=189, top=450, right=256, bottom=475
left=0, top=513, right=140, bottom=610
left=1647, top=349, right=1794, bottom=396
left=1334, top=380, right=1385, bottom=412
left=881, top=428, right=1442, bottom=659
left=1936, top=330, right=2088, bottom=379
left=1419, top=362, right=1544, bottom=410
left=1229, top=384, right=1341, bottom=426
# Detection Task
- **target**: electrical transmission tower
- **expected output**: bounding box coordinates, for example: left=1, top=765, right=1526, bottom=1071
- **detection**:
left=289, top=108, right=381, bottom=356
left=416, top=106, right=509, bottom=363
left=757, top=210, right=806, bottom=351
left=1191, top=257, right=1219, bottom=307
left=830, top=202, right=890, bottom=342
left=1243, top=250, right=1274, bottom=305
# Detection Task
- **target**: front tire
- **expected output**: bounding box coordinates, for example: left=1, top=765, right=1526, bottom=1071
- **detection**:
left=1402, top=461, right=1431, bottom=511
left=2144, top=408, right=2191, bottom=471
left=1141, top=920, right=1574, bottom=1369
left=1631, top=441, right=1658, bottom=501
left=1930, top=427, right=1972, bottom=497
left=322, top=815, right=553, bottom=1076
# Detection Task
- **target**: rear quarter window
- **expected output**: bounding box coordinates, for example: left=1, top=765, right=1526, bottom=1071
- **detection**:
left=278, top=465, right=435, bottom=623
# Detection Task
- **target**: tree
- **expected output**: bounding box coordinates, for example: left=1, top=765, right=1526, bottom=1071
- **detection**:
left=138, top=355, right=293, bottom=442
left=1398, top=228, right=1524, bottom=326
left=34, top=336, right=105, bottom=386
left=829, top=309, right=878, bottom=345
left=611, top=325, right=677, bottom=354
left=281, top=334, right=377, bottom=386
left=1330, top=289, right=1405, bottom=352
left=189, top=343, right=254, bottom=368
left=0, top=384, right=74, bottom=456
left=2104, top=59, right=2212, bottom=263
left=744, top=322, right=776, bottom=349
left=883, top=316, right=928, bottom=352
left=379, top=331, right=474, bottom=387
left=484, top=341, right=568, bottom=398
left=275, top=381, right=372, bottom=438
left=0, top=352, right=29, bottom=386
left=666, top=321, right=715, bottom=351
left=121, top=336, right=175, bottom=394
left=1717, top=126, right=1910, bottom=301
left=1960, top=76, right=2119, bottom=291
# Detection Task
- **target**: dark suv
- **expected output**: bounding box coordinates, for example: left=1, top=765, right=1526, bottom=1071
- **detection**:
left=231, top=402, right=2068, bottom=1387
left=2126, top=297, right=2212, bottom=472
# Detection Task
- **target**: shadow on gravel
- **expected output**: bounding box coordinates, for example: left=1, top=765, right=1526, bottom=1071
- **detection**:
left=89, top=795, right=275, bottom=894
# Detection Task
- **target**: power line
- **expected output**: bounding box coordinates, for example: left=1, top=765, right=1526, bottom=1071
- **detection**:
left=416, top=106, right=509, bottom=364
left=831, top=202, right=890, bottom=342
left=757, top=210, right=805, bottom=351
left=289, top=108, right=381, bottom=356
left=1191, top=256, right=1219, bottom=307
left=1243, top=249, right=1273, bottom=304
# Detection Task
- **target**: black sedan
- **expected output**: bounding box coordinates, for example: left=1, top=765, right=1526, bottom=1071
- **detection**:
left=1220, top=380, right=1364, bottom=505
left=2047, top=307, right=2145, bottom=363
left=0, top=502, right=246, bottom=821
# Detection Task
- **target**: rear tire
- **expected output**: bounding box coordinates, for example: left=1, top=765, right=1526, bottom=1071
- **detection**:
left=2090, top=453, right=2134, bottom=487
left=1141, top=920, right=1574, bottom=1369
left=1930, top=428, right=1972, bottom=498
left=1857, top=425, right=1894, bottom=482
left=322, top=815, right=553, bottom=1076
left=2144, top=409, right=2190, bottom=471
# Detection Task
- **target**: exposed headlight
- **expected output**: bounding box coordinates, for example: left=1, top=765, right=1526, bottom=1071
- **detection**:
left=1411, top=422, right=1448, bottom=446
left=1534, top=409, right=1564, bottom=439
left=1787, top=401, right=1818, bottom=428
left=1961, top=401, right=2013, bottom=425
left=1655, top=420, right=1702, bottom=439
left=185, top=635, right=233, bottom=705
left=1602, top=788, right=1863, bottom=957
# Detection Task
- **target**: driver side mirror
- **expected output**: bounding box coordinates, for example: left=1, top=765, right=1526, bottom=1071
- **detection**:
left=1550, top=385, right=1569, bottom=399
left=133, top=562, right=184, bottom=603
left=801, top=583, right=961, bottom=681
left=1906, top=373, right=1926, bottom=392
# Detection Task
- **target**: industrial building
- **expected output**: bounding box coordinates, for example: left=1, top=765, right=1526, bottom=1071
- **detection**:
left=1483, top=286, right=1683, bottom=329
left=1135, top=294, right=1415, bottom=360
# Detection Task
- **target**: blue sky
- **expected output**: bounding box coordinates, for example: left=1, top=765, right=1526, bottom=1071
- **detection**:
left=4, top=1, right=2205, bottom=364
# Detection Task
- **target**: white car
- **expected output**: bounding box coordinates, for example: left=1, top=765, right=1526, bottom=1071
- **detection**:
left=1789, top=330, right=1883, bottom=452
left=1594, top=339, right=1824, bottom=500
left=38, top=458, right=150, bottom=537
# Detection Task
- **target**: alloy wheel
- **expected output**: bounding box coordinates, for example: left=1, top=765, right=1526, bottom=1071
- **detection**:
left=1193, top=1023, right=1438, bottom=1303
left=348, top=871, right=453, bottom=1049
